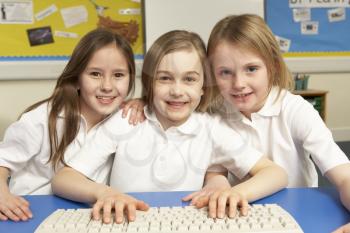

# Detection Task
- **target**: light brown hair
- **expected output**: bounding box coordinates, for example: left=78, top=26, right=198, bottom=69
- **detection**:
left=207, top=14, right=293, bottom=102
left=23, top=28, right=135, bottom=169
left=141, top=30, right=214, bottom=112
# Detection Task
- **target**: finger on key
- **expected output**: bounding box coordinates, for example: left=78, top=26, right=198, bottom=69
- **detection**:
left=208, top=192, right=219, bottom=218
left=114, top=201, right=125, bottom=224
left=92, top=200, right=104, bottom=220
left=228, top=196, right=238, bottom=218
left=239, top=199, right=249, bottom=216
left=217, top=194, right=228, bottom=219
left=195, top=195, right=210, bottom=208
left=127, top=204, right=136, bottom=222
left=102, top=199, right=113, bottom=223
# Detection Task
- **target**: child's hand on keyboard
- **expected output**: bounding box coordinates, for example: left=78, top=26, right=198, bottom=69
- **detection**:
left=0, top=190, right=32, bottom=221
left=182, top=173, right=230, bottom=206
left=207, top=188, right=249, bottom=219
left=182, top=174, right=248, bottom=220
left=92, top=190, right=149, bottom=224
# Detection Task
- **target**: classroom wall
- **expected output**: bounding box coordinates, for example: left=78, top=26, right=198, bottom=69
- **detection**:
left=308, top=73, right=350, bottom=141
left=0, top=73, right=349, bottom=141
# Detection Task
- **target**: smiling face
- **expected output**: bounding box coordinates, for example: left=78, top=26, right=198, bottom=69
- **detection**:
left=78, top=43, right=130, bottom=127
left=153, top=49, right=204, bottom=129
left=211, top=41, right=270, bottom=119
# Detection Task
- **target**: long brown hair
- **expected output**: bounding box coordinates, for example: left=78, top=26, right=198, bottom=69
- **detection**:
left=142, top=30, right=214, bottom=112
left=207, top=14, right=293, bottom=104
left=22, top=28, right=135, bottom=170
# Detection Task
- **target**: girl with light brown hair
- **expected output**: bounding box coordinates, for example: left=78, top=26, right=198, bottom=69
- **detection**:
left=206, top=14, right=350, bottom=232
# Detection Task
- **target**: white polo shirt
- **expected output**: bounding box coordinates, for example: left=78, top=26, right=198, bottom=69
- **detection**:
left=68, top=107, right=263, bottom=193
left=0, top=103, right=112, bottom=195
left=219, top=87, right=349, bottom=187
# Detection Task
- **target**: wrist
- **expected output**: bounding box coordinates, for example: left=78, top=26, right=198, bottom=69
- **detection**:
left=0, top=179, right=10, bottom=194
left=230, top=187, right=247, bottom=200
left=206, top=175, right=230, bottom=188
left=95, top=185, right=119, bottom=201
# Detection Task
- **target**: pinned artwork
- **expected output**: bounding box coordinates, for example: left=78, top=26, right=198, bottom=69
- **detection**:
left=301, top=21, right=319, bottom=35
left=27, top=26, right=54, bottom=46
left=328, top=8, right=346, bottom=22
left=0, top=0, right=33, bottom=24
left=97, top=16, right=139, bottom=45
left=275, top=35, right=291, bottom=53
left=293, top=8, right=311, bottom=22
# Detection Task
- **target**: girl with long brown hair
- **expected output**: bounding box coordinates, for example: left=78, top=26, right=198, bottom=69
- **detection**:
left=0, top=28, right=135, bottom=222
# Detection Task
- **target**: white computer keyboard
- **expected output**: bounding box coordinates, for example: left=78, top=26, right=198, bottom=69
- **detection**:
left=34, top=204, right=304, bottom=233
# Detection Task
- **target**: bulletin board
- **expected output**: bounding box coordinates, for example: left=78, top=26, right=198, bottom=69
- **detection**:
left=0, top=0, right=143, bottom=80
left=266, top=0, right=350, bottom=73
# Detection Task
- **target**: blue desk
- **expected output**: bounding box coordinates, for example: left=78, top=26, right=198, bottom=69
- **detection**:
left=1, top=188, right=349, bottom=233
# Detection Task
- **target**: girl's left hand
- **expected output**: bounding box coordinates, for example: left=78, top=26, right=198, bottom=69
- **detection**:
left=182, top=174, right=231, bottom=207
left=332, top=222, right=350, bottom=233
left=120, top=98, right=146, bottom=125
left=207, top=189, right=249, bottom=219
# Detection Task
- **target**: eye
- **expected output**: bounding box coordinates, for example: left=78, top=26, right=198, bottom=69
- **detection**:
left=246, top=66, right=258, bottom=73
left=114, top=72, right=125, bottom=79
left=217, top=68, right=233, bottom=78
left=90, top=71, right=101, bottom=78
left=184, top=76, right=197, bottom=82
left=157, top=75, right=172, bottom=82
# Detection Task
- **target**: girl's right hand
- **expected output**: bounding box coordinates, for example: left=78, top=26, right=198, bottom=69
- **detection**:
left=92, top=191, right=149, bottom=224
left=0, top=191, right=32, bottom=221
left=120, top=98, right=146, bottom=125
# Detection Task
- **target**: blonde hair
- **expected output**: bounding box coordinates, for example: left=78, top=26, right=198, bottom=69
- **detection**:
left=22, top=28, right=135, bottom=170
left=207, top=14, right=293, bottom=103
left=141, top=30, right=214, bottom=112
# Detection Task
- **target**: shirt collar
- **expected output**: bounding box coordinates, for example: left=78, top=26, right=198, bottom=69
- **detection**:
left=256, top=87, right=285, bottom=117
left=218, top=86, right=285, bottom=122
left=144, top=106, right=201, bottom=136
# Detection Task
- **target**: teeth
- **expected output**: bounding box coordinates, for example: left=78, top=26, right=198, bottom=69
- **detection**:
left=97, top=96, right=113, bottom=99
left=168, top=102, right=186, bottom=105
left=234, top=93, right=249, bottom=97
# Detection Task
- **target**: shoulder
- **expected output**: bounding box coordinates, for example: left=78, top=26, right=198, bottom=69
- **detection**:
left=2, top=102, right=49, bottom=141
left=279, top=90, right=317, bottom=119
left=281, top=90, right=312, bottom=109
left=280, top=90, right=324, bottom=136
left=99, top=109, right=144, bottom=139
left=18, top=102, right=49, bottom=124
